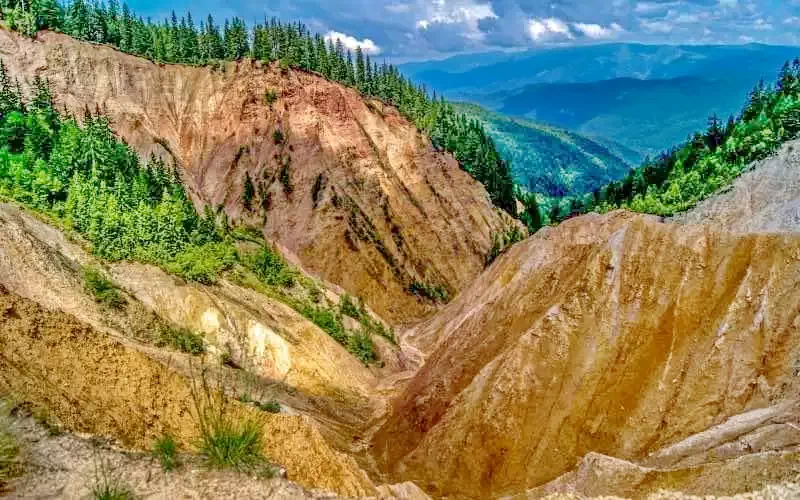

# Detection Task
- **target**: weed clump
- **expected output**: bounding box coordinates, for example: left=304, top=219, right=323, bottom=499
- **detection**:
left=152, top=434, right=179, bottom=472
left=82, top=267, right=125, bottom=309
left=90, top=460, right=135, bottom=500
left=0, top=402, right=20, bottom=488
left=156, top=326, right=205, bottom=355
left=191, top=370, right=267, bottom=473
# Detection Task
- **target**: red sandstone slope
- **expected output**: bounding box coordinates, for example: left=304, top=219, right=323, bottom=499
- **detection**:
left=0, top=28, right=516, bottom=325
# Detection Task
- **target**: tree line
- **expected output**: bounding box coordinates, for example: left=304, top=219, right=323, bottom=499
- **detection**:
left=547, top=58, right=800, bottom=221
left=0, top=0, right=521, bottom=217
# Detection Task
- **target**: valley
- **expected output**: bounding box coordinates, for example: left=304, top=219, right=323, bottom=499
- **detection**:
left=0, top=6, right=799, bottom=500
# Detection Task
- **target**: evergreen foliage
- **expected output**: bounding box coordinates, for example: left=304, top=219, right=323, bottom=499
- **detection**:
left=0, top=73, right=377, bottom=362
left=551, top=59, right=800, bottom=220
left=0, top=1, right=517, bottom=214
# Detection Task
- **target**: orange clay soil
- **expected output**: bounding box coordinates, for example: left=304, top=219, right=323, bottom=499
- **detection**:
left=0, top=27, right=516, bottom=327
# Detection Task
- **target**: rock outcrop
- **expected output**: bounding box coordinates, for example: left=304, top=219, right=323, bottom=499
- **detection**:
left=0, top=28, right=513, bottom=326
left=373, top=211, right=800, bottom=497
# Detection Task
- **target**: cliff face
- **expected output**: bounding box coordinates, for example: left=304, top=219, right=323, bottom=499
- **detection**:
left=0, top=28, right=513, bottom=326
left=373, top=211, right=800, bottom=497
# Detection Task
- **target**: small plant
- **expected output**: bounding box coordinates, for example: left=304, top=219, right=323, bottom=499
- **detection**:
left=152, top=434, right=179, bottom=472
left=190, top=370, right=267, bottom=473
left=409, top=281, right=449, bottom=303
left=258, top=401, right=281, bottom=414
left=166, top=243, right=237, bottom=284
left=243, top=172, right=255, bottom=211
left=301, top=305, right=346, bottom=344
left=272, top=129, right=284, bottom=145
left=243, top=246, right=297, bottom=288
left=0, top=402, right=20, bottom=488
left=156, top=326, right=205, bottom=355
left=339, top=294, right=362, bottom=319
left=347, top=331, right=377, bottom=364
left=91, top=460, right=135, bottom=500
left=264, top=89, right=279, bottom=107
left=279, top=162, right=293, bottom=195
left=82, top=266, right=125, bottom=308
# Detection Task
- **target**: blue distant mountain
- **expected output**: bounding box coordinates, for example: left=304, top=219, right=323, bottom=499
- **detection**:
left=401, top=43, right=800, bottom=156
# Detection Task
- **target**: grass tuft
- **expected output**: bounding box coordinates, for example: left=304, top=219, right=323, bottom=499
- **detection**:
left=155, top=326, right=205, bottom=355
left=91, top=460, right=135, bottom=500
left=0, top=402, right=20, bottom=488
left=152, top=434, right=179, bottom=472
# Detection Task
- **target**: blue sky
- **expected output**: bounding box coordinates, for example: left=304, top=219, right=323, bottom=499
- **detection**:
left=127, top=0, right=800, bottom=61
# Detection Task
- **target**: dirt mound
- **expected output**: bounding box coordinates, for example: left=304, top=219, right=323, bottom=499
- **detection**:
left=372, top=211, right=800, bottom=497
left=0, top=28, right=513, bottom=326
left=0, top=288, right=380, bottom=497
left=671, top=139, right=800, bottom=233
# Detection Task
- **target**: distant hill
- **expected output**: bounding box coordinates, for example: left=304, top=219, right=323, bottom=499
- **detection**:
left=455, top=103, right=641, bottom=196
left=403, top=43, right=799, bottom=155
left=488, top=76, right=752, bottom=154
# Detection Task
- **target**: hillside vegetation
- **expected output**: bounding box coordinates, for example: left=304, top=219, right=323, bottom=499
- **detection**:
left=0, top=72, right=394, bottom=363
left=549, top=59, right=800, bottom=221
left=0, top=0, right=516, bottom=214
left=455, top=102, right=639, bottom=196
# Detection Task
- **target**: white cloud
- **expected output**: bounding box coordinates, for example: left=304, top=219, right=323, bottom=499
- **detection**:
left=718, top=0, right=738, bottom=8
left=528, top=18, right=574, bottom=42
left=324, top=31, right=382, bottom=55
left=414, top=1, right=497, bottom=41
left=785, top=17, right=800, bottom=26
left=640, top=19, right=673, bottom=33
left=634, top=1, right=679, bottom=14
left=385, top=3, right=411, bottom=13
left=752, top=18, right=773, bottom=31
left=572, top=22, right=624, bottom=39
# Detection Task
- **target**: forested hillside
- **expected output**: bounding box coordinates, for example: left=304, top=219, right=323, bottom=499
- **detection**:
left=0, top=0, right=517, bottom=214
left=549, top=59, right=800, bottom=221
left=455, top=102, right=639, bottom=196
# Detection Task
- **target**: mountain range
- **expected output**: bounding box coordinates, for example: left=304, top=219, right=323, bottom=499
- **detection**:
left=404, top=43, right=800, bottom=164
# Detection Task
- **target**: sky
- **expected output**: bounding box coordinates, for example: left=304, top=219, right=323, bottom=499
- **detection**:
left=128, top=0, right=800, bottom=61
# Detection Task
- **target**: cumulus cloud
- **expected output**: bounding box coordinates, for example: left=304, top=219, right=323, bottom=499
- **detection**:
left=528, top=17, right=574, bottom=41
left=324, top=31, right=382, bottom=54
left=573, top=22, right=625, bottom=39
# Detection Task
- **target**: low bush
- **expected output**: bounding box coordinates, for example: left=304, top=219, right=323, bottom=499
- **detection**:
left=339, top=294, right=361, bottom=319
left=156, top=326, right=205, bottom=355
left=82, top=267, right=125, bottom=309
left=166, top=243, right=237, bottom=284
left=258, top=401, right=281, bottom=414
left=243, top=246, right=297, bottom=288
left=409, top=281, right=449, bottom=303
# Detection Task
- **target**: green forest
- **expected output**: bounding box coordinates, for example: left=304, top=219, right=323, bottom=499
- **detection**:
left=0, top=67, right=394, bottom=363
left=548, top=60, right=800, bottom=222
left=0, top=0, right=519, bottom=217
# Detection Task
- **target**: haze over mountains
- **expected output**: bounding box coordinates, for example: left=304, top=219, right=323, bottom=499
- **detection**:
left=402, top=43, right=800, bottom=160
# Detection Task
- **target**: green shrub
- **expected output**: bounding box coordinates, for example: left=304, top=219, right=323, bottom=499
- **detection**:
left=82, top=267, right=125, bottom=309
left=264, top=89, right=279, bottom=107
left=301, top=306, right=346, bottom=344
left=347, top=331, right=376, bottom=364
left=243, top=246, right=297, bottom=288
left=152, top=434, right=179, bottom=472
left=409, top=281, right=449, bottom=303
left=272, top=130, right=284, bottom=145
left=339, top=294, right=361, bottom=319
left=258, top=401, right=281, bottom=414
left=166, top=243, right=237, bottom=284
left=0, top=403, right=20, bottom=488
left=156, top=327, right=205, bottom=355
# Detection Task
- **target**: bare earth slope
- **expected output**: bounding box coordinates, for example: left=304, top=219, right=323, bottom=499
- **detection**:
left=373, top=211, right=800, bottom=498
left=0, top=28, right=512, bottom=325
left=671, top=139, right=800, bottom=233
